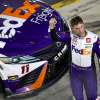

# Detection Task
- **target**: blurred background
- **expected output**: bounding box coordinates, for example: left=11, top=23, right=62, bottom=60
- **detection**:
left=43, top=0, right=100, bottom=34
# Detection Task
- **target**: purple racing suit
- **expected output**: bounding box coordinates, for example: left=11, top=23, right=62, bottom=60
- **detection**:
left=49, top=29, right=100, bottom=100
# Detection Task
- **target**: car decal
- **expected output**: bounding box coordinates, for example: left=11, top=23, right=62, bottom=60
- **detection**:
left=15, top=63, right=48, bottom=93
left=0, top=0, right=62, bottom=57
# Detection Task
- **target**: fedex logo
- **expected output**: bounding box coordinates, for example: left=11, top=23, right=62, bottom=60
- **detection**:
left=72, top=45, right=90, bottom=55
left=1, top=0, right=40, bottom=19
left=0, top=15, right=25, bottom=39
left=0, top=0, right=40, bottom=48
left=72, top=45, right=81, bottom=54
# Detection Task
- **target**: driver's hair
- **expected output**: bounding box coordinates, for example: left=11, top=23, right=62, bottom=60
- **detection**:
left=70, top=16, right=84, bottom=27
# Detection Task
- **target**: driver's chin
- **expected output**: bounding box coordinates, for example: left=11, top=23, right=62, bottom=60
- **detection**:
left=78, top=32, right=85, bottom=37
left=75, top=33, right=81, bottom=37
left=76, top=33, right=84, bottom=38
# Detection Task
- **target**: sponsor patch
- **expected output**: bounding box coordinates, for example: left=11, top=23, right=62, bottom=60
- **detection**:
left=72, top=36, right=78, bottom=45
left=85, top=46, right=92, bottom=48
left=85, top=44, right=92, bottom=48
left=86, top=38, right=91, bottom=43
left=72, top=45, right=90, bottom=55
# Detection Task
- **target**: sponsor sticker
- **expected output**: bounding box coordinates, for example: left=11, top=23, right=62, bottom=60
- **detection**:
left=8, top=75, right=19, bottom=81
left=0, top=0, right=40, bottom=48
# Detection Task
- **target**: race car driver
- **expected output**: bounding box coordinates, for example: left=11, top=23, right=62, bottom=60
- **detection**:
left=48, top=16, right=100, bottom=100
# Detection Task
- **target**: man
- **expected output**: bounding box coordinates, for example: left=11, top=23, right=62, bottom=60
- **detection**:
left=48, top=16, right=100, bottom=100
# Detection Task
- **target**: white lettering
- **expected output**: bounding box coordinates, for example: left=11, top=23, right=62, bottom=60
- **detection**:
left=30, top=7, right=53, bottom=24
left=54, top=45, right=67, bottom=61
left=0, top=15, right=25, bottom=48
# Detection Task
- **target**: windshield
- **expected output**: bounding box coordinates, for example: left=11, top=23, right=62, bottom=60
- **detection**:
left=0, top=55, right=40, bottom=64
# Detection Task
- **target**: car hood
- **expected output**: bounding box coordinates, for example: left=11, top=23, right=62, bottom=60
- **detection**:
left=0, top=0, right=63, bottom=57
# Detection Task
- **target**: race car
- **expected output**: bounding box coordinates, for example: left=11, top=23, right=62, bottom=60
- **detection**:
left=0, top=0, right=71, bottom=98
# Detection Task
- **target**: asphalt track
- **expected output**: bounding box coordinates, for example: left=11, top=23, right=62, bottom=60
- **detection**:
left=0, top=0, right=100, bottom=100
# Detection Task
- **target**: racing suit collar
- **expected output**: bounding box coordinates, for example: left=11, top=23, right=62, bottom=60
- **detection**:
left=73, top=30, right=87, bottom=39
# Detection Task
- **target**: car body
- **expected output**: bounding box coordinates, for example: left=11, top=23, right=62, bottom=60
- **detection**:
left=0, top=0, right=71, bottom=98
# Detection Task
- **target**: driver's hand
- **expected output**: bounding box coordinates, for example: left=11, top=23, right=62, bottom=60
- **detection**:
left=49, top=18, right=57, bottom=30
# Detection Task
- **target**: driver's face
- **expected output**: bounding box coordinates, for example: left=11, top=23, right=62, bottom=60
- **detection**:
left=71, top=23, right=86, bottom=37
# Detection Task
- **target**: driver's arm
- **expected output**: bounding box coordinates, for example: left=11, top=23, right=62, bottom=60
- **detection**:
left=48, top=18, right=70, bottom=43
left=94, top=38, right=100, bottom=58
